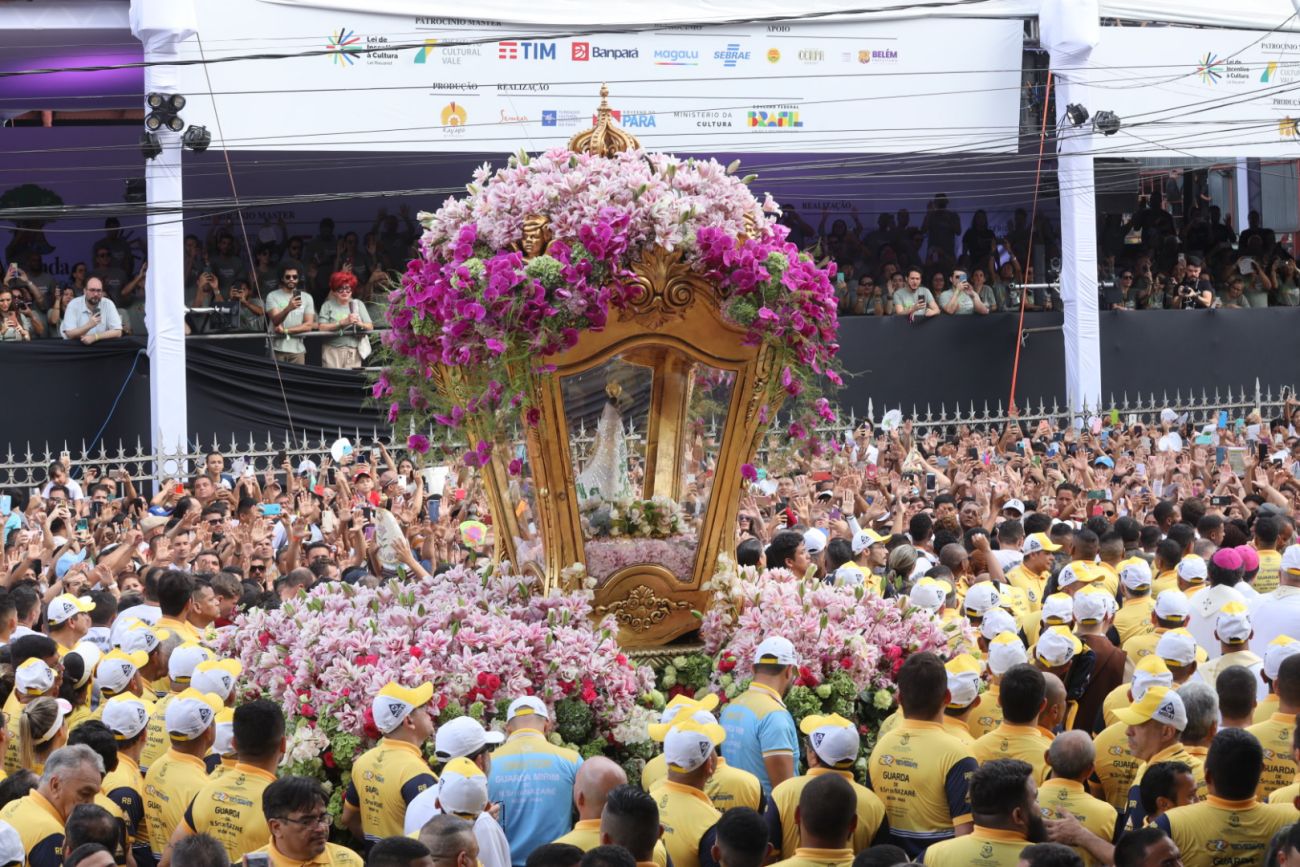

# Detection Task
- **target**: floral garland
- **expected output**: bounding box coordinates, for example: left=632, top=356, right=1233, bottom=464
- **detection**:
left=374, top=147, right=841, bottom=466
left=580, top=494, right=685, bottom=539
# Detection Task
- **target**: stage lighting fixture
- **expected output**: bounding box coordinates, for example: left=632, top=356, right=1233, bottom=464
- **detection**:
left=145, top=91, right=187, bottom=134
left=1093, top=111, right=1122, bottom=136
left=1065, top=103, right=1089, bottom=127
left=182, top=125, right=212, bottom=152
left=124, top=178, right=146, bottom=203
left=140, top=131, right=162, bottom=161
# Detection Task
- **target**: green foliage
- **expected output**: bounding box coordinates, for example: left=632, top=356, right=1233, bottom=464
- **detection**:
left=555, top=697, right=595, bottom=745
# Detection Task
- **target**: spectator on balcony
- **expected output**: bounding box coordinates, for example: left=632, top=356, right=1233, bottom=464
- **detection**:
left=375, top=206, right=419, bottom=271
left=0, top=287, right=35, bottom=341
left=227, top=279, right=266, bottom=333
left=318, top=271, right=374, bottom=370
left=117, top=262, right=147, bottom=337
left=847, top=276, right=887, bottom=316
left=267, top=266, right=316, bottom=365
left=1270, top=257, right=1300, bottom=307
left=1172, top=257, right=1213, bottom=309
left=250, top=244, right=282, bottom=296
left=90, top=246, right=128, bottom=304
left=962, top=210, right=996, bottom=266
left=1237, top=258, right=1273, bottom=309
left=968, top=268, right=998, bottom=312
left=1218, top=276, right=1250, bottom=309
left=93, top=217, right=136, bottom=274
left=208, top=232, right=245, bottom=291
left=922, top=193, right=961, bottom=259
left=60, top=279, right=122, bottom=345
left=892, top=268, right=939, bottom=319
left=1104, top=270, right=1137, bottom=311
left=334, top=232, right=374, bottom=287
left=939, top=270, right=990, bottom=316
left=3, top=265, right=45, bottom=337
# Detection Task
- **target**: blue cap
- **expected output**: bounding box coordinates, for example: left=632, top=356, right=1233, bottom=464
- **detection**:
left=56, top=548, right=88, bottom=579
left=1094, top=455, right=1115, bottom=469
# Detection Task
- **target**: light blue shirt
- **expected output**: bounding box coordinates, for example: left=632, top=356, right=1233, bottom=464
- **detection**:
left=719, top=683, right=799, bottom=795
left=488, top=729, right=583, bottom=865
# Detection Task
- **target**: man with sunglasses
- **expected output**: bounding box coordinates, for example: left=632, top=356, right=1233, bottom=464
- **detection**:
left=266, top=266, right=316, bottom=364
left=249, top=776, right=362, bottom=867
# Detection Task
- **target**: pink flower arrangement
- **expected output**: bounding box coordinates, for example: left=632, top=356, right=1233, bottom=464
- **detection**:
left=584, top=535, right=699, bottom=584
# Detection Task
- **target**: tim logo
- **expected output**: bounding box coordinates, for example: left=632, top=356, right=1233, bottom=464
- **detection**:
left=747, top=110, right=803, bottom=128
left=572, top=42, right=590, bottom=61
left=498, top=41, right=556, bottom=60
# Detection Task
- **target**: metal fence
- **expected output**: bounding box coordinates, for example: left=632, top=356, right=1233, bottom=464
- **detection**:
left=3, top=381, right=1291, bottom=491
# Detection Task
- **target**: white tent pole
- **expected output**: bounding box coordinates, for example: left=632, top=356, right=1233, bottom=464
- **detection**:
left=1041, top=0, right=1102, bottom=420
left=130, top=0, right=197, bottom=477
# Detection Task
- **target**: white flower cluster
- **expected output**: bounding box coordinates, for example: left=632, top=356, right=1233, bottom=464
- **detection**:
left=281, top=722, right=330, bottom=768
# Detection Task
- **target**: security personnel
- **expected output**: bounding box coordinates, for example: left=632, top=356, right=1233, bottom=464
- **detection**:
left=142, top=689, right=223, bottom=858
left=93, top=649, right=152, bottom=711
left=643, top=696, right=763, bottom=812
left=1154, top=728, right=1296, bottom=867
left=1264, top=723, right=1299, bottom=807
left=248, top=776, right=365, bottom=867
left=488, top=696, right=582, bottom=866
left=1007, top=533, right=1060, bottom=610
left=1115, top=687, right=1199, bottom=831
left=1091, top=718, right=1142, bottom=813
left=1100, top=656, right=1173, bottom=730
left=1198, top=604, right=1265, bottom=696
left=921, top=759, right=1042, bottom=867
left=940, top=655, right=981, bottom=748
left=164, top=700, right=286, bottom=865
left=652, top=717, right=723, bottom=867
left=116, top=621, right=172, bottom=700
left=1246, top=652, right=1300, bottom=800
left=341, top=681, right=438, bottom=844
left=1114, top=559, right=1157, bottom=646
left=140, top=642, right=214, bottom=772
left=973, top=664, right=1053, bottom=783
left=0, top=744, right=104, bottom=867
left=5, top=653, right=60, bottom=774
left=554, top=757, right=671, bottom=867
left=720, top=637, right=800, bottom=796
left=1038, top=732, right=1117, bottom=867
left=769, top=774, right=856, bottom=867
left=208, top=708, right=239, bottom=778
left=866, top=652, right=976, bottom=859
left=101, top=694, right=153, bottom=867
left=765, top=713, right=884, bottom=858
left=154, top=571, right=202, bottom=644
left=968, top=633, right=1028, bottom=739
left=1121, top=591, right=1189, bottom=678
left=1256, top=636, right=1300, bottom=722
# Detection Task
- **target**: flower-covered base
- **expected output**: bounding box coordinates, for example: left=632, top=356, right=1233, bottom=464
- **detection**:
left=584, top=535, right=699, bottom=585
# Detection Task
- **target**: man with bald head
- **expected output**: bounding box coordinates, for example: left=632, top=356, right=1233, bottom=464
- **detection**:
left=1038, top=731, right=1118, bottom=866
left=555, top=759, right=670, bottom=867
left=1039, top=673, right=1068, bottom=736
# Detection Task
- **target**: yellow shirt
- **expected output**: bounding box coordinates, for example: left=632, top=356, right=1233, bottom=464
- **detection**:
left=182, top=762, right=277, bottom=861
left=1151, top=571, right=1179, bottom=598
left=1091, top=721, right=1142, bottom=811
left=652, top=780, right=720, bottom=867
left=1255, top=548, right=1282, bottom=594
left=1121, top=628, right=1168, bottom=672
left=553, top=819, right=670, bottom=867
left=770, top=847, right=854, bottom=867
left=1114, top=597, right=1156, bottom=645
left=1156, top=796, right=1297, bottom=867
left=867, top=719, right=977, bottom=859
left=343, top=738, right=437, bottom=842
left=143, top=749, right=211, bottom=856
left=1199, top=649, right=1263, bottom=690
left=1037, top=779, right=1117, bottom=867
left=1100, top=683, right=1133, bottom=730
left=942, top=715, right=977, bottom=749
left=246, top=840, right=364, bottom=867
left=140, top=692, right=179, bottom=773
left=1125, top=743, right=1203, bottom=831
left=1266, top=780, right=1299, bottom=808
left=1247, top=712, right=1297, bottom=800
left=2, top=691, right=26, bottom=775
left=156, top=616, right=201, bottom=643
left=1256, top=694, right=1280, bottom=724
left=967, top=684, right=1003, bottom=740
left=766, top=767, right=885, bottom=858
left=0, top=790, right=65, bottom=867
left=922, top=825, right=1029, bottom=867
left=1182, top=745, right=1209, bottom=801
left=1006, top=564, right=1049, bottom=609
left=641, top=755, right=763, bottom=812
left=972, top=723, right=1052, bottom=783
left=103, top=752, right=147, bottom=845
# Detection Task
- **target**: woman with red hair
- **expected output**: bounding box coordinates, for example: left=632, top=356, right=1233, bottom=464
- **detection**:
left=318, top=270, right=374, bottom=369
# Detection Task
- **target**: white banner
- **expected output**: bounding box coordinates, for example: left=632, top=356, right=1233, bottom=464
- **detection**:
left=1087, top=25, right=1300, bottom=158
left=176, top=5, right=1023, bottom=153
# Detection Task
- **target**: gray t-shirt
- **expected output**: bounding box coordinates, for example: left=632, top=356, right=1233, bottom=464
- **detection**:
left=939, top=288, right=976, bottom=314
left=319, top=297, right=372, bottom=348
left=892, top=286, right=935, bottom=313
left=266, top=288, right=316, bottom=354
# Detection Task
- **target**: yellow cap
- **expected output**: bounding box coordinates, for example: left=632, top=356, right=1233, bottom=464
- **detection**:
left=799, top=712, right=855, bottom=735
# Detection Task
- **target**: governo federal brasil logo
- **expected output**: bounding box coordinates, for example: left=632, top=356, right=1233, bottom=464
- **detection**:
left=328, top=28, right=363, bottom=67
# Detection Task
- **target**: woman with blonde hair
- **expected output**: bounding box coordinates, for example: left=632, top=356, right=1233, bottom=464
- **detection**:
left=884, top=543, right=920, bottom=597
left=18, top=696, right=71, bottom=775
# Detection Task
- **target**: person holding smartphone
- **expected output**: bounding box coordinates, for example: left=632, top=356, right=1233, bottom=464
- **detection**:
left=266, top=266, right=316, bottom=364
left=59, top=278, right=122, bottom=344
left=0, top=286, right=33, bottom=341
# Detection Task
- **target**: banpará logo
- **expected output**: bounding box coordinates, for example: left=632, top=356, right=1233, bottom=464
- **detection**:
left=654, top=48, right=699, bottom=66
left=573, top=43, right=640, bottom=61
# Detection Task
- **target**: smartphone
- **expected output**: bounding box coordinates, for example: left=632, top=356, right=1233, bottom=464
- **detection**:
left=427, top=498, right=441, bottom=523
left=321, top=510, right=337, bottom=533
left=1086, top=489, right=1106, bottom=500
left=1135, top=462, right=1146, bottom=477
left=173, top=482, right=185, bottom=495
left=90, top=500, right=102, bottom=519
left=1217, top=410, right=1229, bottom=429
left=260, top=503, right=282, bottom=517
left=865, top=464, right=878, bottom=480
left=371, top=447, right=382, bottom=463
left=1090, top=504, right=1104, bottom=517
left=327, top=467, right=337, bottom=486
left=966, top=447, right=979, bottom=460
left=274, top=450, right=287, bottom=468
left=362, top=506, right=374, bottom=522
left=1210, top=495, right=1232, bottom=506
left=925, top=472, right=936, bottom=492
left=363, top=524, right=376, bottom=542
left=60, top=450, right=70, bottom=464
left=1259, top=443, right=1270, bottom=462
left=0, top=495, right=9, bottom=516
left=1215, top=446, right=1226, bottom=466
left=76, top=518, right=89, bottom=532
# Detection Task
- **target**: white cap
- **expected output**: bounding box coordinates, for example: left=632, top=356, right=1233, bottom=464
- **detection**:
left=1035, top=626, right=1083, bottom=668
left=753, top=636, right=798, bottom=666
left=1114, top=685, right=1187, bottom=731
left=1153, top=590, right=1191, bottom=622
left=1176, top=556, right=1207, bottom=584
left=851, top=528, right=887, bottom=555
left=102, top=695, right=152, bottom=740
left=32, top=698, right=73, bottom=745
left=1264, top=636, right=1300, bottom=680
left=373, top=682, right=435, bottom=734
left=1120, top=559, right=1153, bottom=591
left=945, top=655, right=981, bottom=708
left=1281, top=545, right=1300, bottom=575
left=118, top=622, right=168, bottom=655
left=799, top=714, right=860, bottom=766
left=95, top=649, right=149, bottom=695
left=1002, top=499, right=1026, bottom=516
left=47, top=593, right=95, bottom=626
left=803, top=528, right=828, bottom=556
left=69, top=642, right=102, bottom=689
left=964, top=581, right=1002, bottom=617
left=988, top=633, right=1028, bottom=676
left=168, top=643, right=215, bottom=682
left=435, top=715, right=505, bottom=761
left=663, top=717, right=725, bottom=773
left=213, top=708, right=236, bottom=757
left=979, top=607, right=1018, bottom=641
left=1131, top=656, right=1174, bottom=701
left=909, top=578, right=949, bottom=611
left=506, top=696, right=550, bottom=722
left=1057, top=562, right=1101, bottom=590
left=1214, top=602, right=1253, bottom=645
left=1041, top=593, right=1075, bottom=625
left=1022, top=533, right=1061, bottom=556
left=164, top=689, right=223, bottom=740
left=1073, top=586, right=1112, bottom=624
left=15, top=658, right=56, bottom=696
left=1156, top=629, right=1207, bottom=666
left=0, top=821, right=23, bottom=867
left=191, top=659, right=243, bottom=702
left=436, top=757, right=490, bottom=818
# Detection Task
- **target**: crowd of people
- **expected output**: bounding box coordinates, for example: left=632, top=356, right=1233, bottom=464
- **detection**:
left=789, top=179, right=1299, bottom=317
left=2, top=397, right=1300, bottom=866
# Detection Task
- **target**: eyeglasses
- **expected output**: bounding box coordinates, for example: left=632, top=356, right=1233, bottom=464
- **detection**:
left=274, top=813, right=331, bottom=827
left=282, top=275, right=299, bottom=282
left=249, top=565, right=266, bottom=572
left=335, top=288, right=353, bottom=293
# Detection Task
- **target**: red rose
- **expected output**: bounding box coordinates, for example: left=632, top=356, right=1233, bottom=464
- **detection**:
left=616, top=654, right=628, bottom=666
left=323, top=750, right=336, bottom=769
left=361, top=707, right=381, bottom=741
left=340, top=688, right=350, bottom=698
left=477, top=672, right=491, bottom=687
left=411, top=646, right=424, bottom=658
left=717, top=656, right=736, bottom=674
left=838, top=656, right=854, bottom=670
left=487, top=674, right=502, bottom=691
left=258, top=632, right=272, bottom=648
left=299, top=703, right=316, bottom=718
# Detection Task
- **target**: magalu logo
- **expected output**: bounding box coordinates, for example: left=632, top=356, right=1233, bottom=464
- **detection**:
left=327, top=28, right=363, bottom=67
left=654, top=48, right=699, bottom=67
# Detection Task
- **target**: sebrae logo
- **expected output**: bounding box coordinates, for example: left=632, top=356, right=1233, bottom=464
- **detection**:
left=1197, top=51, right=1223, bottom=84
left=327, top=28, right=363, bottom=67
left=715, top=43, right=750, bottom=68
